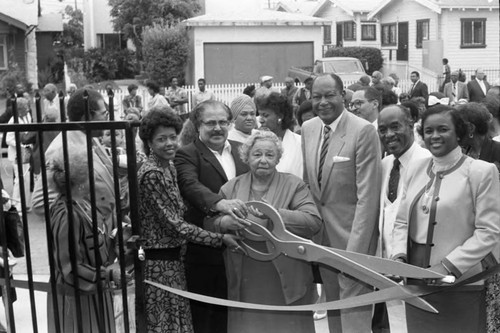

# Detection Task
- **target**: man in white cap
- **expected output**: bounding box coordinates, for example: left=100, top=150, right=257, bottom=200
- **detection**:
left=254, top=75, right=275, bottom=108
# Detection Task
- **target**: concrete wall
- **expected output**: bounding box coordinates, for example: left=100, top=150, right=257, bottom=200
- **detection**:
left=83, top=0, right=115, bottom=50
left=190, top=24, right=323, bottom=84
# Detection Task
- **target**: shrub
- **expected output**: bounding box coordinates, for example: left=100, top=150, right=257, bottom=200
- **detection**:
left=325, top=47, right=383, bottom=75
left=142, top=22, right=189, bottom=86
left=0, top=62, right=32, bottom=98
left=66, top=48, right=138, bottom=83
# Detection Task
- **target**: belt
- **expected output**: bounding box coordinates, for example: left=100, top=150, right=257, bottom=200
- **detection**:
left=145, top=247, right=181, bottom=261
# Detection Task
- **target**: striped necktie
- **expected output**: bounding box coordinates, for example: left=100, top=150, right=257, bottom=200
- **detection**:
left=318, top=125, right=331, bottom=188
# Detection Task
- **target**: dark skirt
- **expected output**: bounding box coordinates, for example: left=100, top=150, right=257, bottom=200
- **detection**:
left=406, top=286, right=486, bottom=333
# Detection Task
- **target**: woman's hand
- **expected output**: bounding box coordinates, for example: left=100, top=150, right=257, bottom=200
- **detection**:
left=220, top=215, right=251, bottom=232
left=215, top=199, right=248, bottom=219
left=248, top=205, right=269, bottom=228
left=222, top=234, right=247, bottom=255
left=425, top=263, right=456, bottom=286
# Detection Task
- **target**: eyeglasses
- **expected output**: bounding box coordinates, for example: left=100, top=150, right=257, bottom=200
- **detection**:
left=201, top=120, right=230, bottom=128
left=349, top=99, right=374, bottom=109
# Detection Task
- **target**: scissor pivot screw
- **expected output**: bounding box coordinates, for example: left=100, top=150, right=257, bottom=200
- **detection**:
left=297, top=246, right=306, bottom=255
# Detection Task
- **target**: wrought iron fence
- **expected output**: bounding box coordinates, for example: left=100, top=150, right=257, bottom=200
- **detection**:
left=0, top=91, right=144, bottom=332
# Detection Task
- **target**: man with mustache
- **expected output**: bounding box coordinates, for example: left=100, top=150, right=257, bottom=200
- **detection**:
left=175, top=100, right=249, bottom=333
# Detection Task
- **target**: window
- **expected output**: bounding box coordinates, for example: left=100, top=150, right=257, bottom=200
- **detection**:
left=381, top=24, right=396, bottom=46
left=361, top=24, right=376, bottom=41
left=461, top=18, right=486, bottom=48
left=0, top=35, right=7, bottom=70
left=416, top=19, right=429, bottom=48
left=323, top=25, right=332, bottom=45
left=343, top=22, right=356, bottom=41
left=97, top=33, right=127, bottom=50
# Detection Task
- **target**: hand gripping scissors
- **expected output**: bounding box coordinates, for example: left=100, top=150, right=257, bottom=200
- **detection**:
left=237, top=201, right=452, bottom=313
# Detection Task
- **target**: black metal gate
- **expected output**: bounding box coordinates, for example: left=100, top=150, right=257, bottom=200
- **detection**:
left=0, top=90, right=146, bottom=333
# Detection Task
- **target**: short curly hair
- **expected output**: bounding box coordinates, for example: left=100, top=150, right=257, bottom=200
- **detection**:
left=51, top=147, right=89, bottom=195
left=455, top=102, right=491, bottom=136
left=139, top=105, right=183, bottom=155
left=257, top=92, right=294, bottom=131
left=418, top=104, right=468, bottom=142
left=239, top=130, right=283, bottom=165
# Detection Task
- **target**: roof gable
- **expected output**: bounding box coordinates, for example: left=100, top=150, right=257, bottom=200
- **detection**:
left=185, top=8, right=330, bottom=26
left=313, top=0, right=385, bottom=17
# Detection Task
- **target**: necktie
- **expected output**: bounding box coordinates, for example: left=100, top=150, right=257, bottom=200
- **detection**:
left=318, top=125, right=331, bottom=188
left=388, top=158, right=400, bottom=202
left=410, top=83, right=415, bottom=95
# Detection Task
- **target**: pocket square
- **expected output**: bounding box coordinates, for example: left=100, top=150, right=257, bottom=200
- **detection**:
left=333, top=156, right=350, bottom=163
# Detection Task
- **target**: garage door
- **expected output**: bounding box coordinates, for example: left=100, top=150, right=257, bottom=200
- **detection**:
left=204, top=42, right=314, bottom=84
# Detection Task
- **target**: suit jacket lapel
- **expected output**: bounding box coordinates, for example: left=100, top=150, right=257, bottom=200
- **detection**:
left=320, top=113, right=347, bottom=193
left=195, top=139, right=228, bottom=182
left=307, top=119, right=322, bottom=190
left=229, top=140, right=248, bottom=176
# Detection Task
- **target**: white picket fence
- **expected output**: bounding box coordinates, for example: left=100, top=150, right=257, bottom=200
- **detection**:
left=99, top=77, right=445, bottom=116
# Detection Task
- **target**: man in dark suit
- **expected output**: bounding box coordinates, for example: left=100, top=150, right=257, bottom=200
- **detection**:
left=467, top=68, right=491, bottom=102
left=175, top=100, right=249, bottom=333
left=408, top=71, right=429, bottom=105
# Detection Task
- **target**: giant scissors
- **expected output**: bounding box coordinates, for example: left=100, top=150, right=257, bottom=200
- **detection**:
left=147, top=201, right=457, bottom=313
left=236, top=201, right=455, bottom=313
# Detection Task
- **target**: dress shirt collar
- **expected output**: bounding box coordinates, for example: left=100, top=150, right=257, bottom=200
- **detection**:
left=205, top=139, right=232, bottom=156
left=397, top=141, right=419, bottom=170
left=322, top=110, right=345, bottom=134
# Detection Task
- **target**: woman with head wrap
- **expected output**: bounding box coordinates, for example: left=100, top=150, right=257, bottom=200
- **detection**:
left=227, top=95, right=257, bottom=143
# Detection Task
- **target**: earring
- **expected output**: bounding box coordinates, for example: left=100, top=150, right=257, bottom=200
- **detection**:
left=278, top=119, right=282, bottom=123
left=469, top=133, right=474, bottom=139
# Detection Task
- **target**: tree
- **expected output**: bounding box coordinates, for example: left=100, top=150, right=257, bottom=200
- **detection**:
left=142, top=22, right=189, bottom=86
left=108, top=0, right=200, bottom=57
left=60, top=5, right=84, bottom=49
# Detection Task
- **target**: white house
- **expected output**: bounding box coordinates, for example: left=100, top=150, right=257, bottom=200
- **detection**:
left=82, top=0, right=128, bottom=50
left=184, top=7, right=329, bottom=84
left=367, top=0, right=500, bottom=81
left=309, top=0, right=384, bottom=52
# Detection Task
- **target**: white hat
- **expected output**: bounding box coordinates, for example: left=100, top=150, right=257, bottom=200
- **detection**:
left=260, top=75, right=273, bottom=83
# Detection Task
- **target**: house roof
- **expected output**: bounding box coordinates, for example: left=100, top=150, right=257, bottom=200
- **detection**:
left=368, top=0, right=498, bottom=20
left=312, top=0, right=385, bottom=17
left=274, top=0, right=321, bottom=15
left=184, top=8, right=330, bottom=26
left=37, top=13, right=63, bottom=32
left=1, top=0, right=38, bottom=29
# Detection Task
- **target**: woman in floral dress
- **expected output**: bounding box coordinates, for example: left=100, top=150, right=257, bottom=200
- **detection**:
left=138, top=106, right=239, bottom=333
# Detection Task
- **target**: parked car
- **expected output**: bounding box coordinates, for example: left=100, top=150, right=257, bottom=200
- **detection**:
left=288, top=57, right=366, bottom=83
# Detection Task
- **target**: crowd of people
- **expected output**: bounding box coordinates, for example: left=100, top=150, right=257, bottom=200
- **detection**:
left=0, top=64, right=499, bottom=333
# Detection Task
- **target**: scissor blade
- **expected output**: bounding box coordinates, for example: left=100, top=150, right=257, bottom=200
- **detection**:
left=322, top=247, right=444, bottom=279
left=145, top=280, right=438, bottom=313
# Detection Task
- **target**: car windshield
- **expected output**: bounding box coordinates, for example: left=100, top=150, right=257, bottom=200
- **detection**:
left=323, top=60, right=364, bottom=73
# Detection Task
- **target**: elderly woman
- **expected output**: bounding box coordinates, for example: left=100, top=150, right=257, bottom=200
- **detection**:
left=258, top=92, right=303, bottom=178
left=227, top=95, right=257, bottom=143
left=205, top=130, right=322, bottom=333
left=137, top=106, right=239, bottom=332
left=6, top=97, right=34, bottom=211
left=392, top=105, right=500, bottom=333
left=48, top=148, right=121, bottom=333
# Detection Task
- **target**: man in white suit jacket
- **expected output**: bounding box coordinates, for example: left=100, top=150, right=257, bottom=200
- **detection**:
left=376, top=105, right=431, bottom=333
left=302, top=74, right=381, bottom=333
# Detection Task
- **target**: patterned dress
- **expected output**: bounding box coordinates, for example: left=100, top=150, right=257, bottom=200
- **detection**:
left=138, top=153, right=224, bottom=333
left=48, top=197, right=116, bottom=333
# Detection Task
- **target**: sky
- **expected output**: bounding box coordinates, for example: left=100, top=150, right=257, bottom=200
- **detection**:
left=40, top=0, right=83, bottom=14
